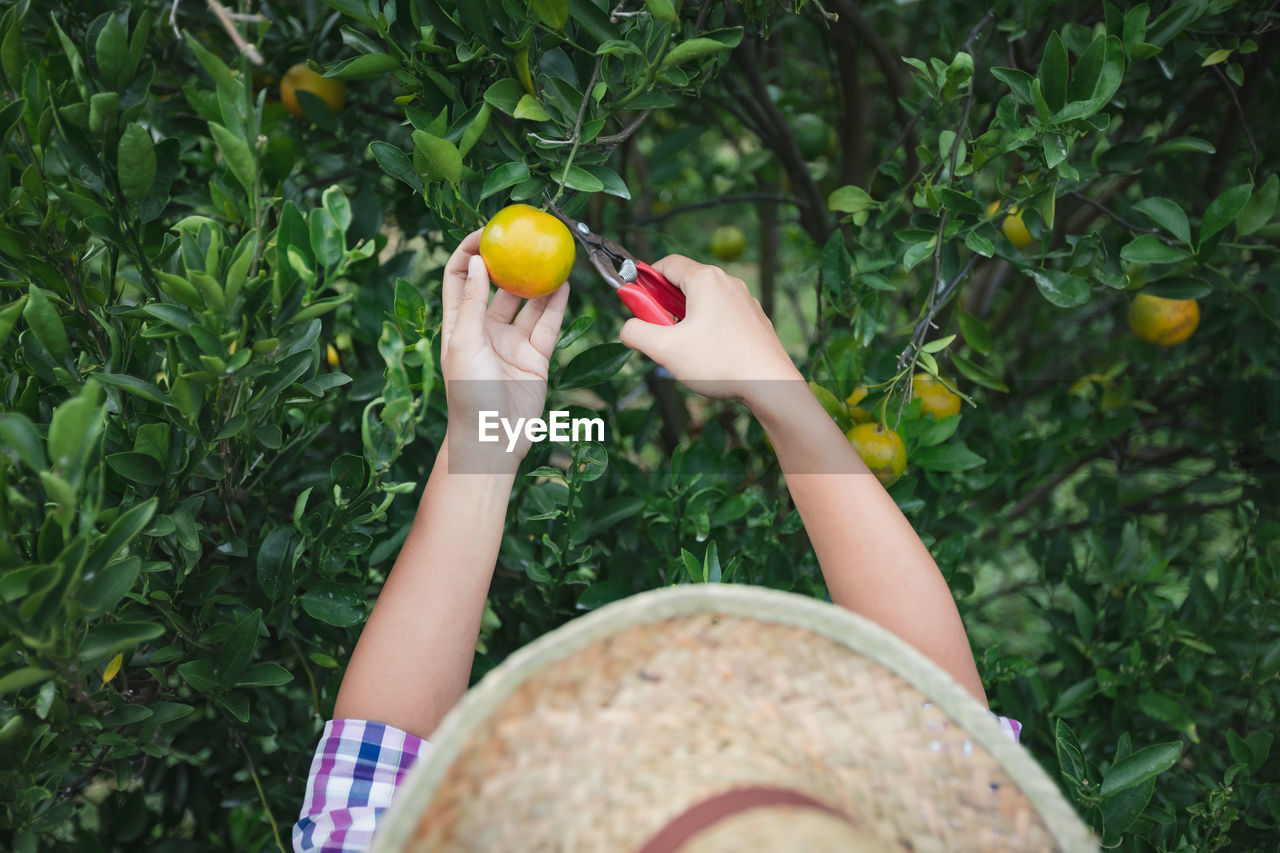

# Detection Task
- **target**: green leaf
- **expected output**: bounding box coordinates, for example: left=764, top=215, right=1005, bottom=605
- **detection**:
left=48, top=382, right=105, bottom=475
left=208, top=122, right=257, bottom=190
left=644, top=0, right=679, bottom=22
left=531, top=0, right=570, bottom=28
left=1, top=8, right=25, bottom=91
left=1200, top=183, right=1251, bottom=243
left=957, top=312, right=992, bottom=355
left=217, top=610, right=261, bottom=685
left=78, top=621, right=165, bottom=662
left=94, top=372, right=169, bottom=406
left=325, top=53, right=400, bottom=79
left=1056, top=35, right=1125, bottom=121
left=177, top=659, right=219, bottom=693
left=106, top=452, right=163, bottom=487
left=480, top=162, right=531, bottom=201
left=1201, top=47, right=1231, bottom=66
left=257, top=526, right=297, bottom=603
left=950, top=351, right=1009, bottom=392
left=0, top=413, right=47, bottom=471
left=83, top=499, right=157, bottom=582
left=662, top=36, right=737, bottom=69
left=576, top=580, right=630, bottom=610
left=1102, top=778, right=1156, bottom=844
left=1236, top=173, right=1278, bottom=236
left=369, top=141, right=424, bottom=193
left=483, top=78, right=526, bottom=115
left=1150, top=135, right=1215, bottom=155
left=458, top=102, right=491, bottom=158
left=513, top=94, right=550, bottom=122
left=101, top=704, right=153, bottom=727
left=991, top=66, right=1033, bottom=104
left=412, top=130, right=462, bottom=186
left=1141, top=276, right=1211, bottom=300
left=300, top=581, right=366, bottom=627
left=561, top=165, right=604, bottom=193
left=580, top=164, right=630, bottom=199
left=1119, top=235, right=1188, bottom=265
left=913, top=443, right=985, bottom=472
left=23, top=286, right=69, bottom=363
left=1100, top=741, right=1182, bottom=796
left=236, top=662, right=293, bottom=687
left=559, top=343, right=633, bottom=388
left=0, top=667, right=54, bottom=695
left=78, top=556, right=141, bottom=616
left=94, top=12, right=128, bottom=88
left=0, top=97, right=26, bottom=147
left=1028, top=268, right=1090, bottom=307
left=1132, top=197, right=1192, bottom=245
left=1037, top=31, right=1068, bottom=113
left=829, top=185, right=877, bottom=214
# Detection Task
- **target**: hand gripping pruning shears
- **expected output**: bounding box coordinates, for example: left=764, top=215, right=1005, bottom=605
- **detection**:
left=547, top=202, right=686, bottom=326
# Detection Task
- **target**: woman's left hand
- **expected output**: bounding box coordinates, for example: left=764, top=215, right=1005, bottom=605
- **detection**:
left=440, top=229, right=570, bottom=460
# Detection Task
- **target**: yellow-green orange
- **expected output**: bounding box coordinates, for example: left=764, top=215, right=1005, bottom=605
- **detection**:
left=1128, top=293, right=1200, bottom=346
left=846, top=423, right=907, bottom=487
left=911, top=374, right=961, bottom=419
left=710, top=225, right=747, bottom=262
left=479, top=204, right=576, bottom=299
left=987, top=201, right=1033, bottom=249
left=280, top=63, right=346, bottom=119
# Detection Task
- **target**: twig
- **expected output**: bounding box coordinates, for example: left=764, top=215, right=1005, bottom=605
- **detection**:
left=1067, top=192, right=1167, bottom=239
left=61, top=745, right=113, bottom=799
left=1210, top=63, right=1260, bottom=172
left=829, top=0, right=917, bottom=179
left=866, top=11, right=994, bottom=189
left=206, top=0, right=264, bottom=65
left=551, top=57, right=603, bottom=205
left=586, top=110, right=653, bottom=149
left=233, top=731, right=287, bottom=853
left=631, top=193, right=798, bottom=226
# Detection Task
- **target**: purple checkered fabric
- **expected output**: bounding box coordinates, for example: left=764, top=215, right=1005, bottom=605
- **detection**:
left=293, top=719, right=427, bottom=852
left=294, top=714, right=1021, bottom=851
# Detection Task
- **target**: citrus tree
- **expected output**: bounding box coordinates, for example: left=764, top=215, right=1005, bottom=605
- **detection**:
left=1, top=0, right=1277, bottom=850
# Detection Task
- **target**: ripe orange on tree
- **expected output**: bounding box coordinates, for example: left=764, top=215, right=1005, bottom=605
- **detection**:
left=478, top=204, right=575, bottom=299
left=846, top=422, right=907, bottom=487
left=986, top=201, right=1033, bottom=249
left=709, top=225, right=747, bottom=262
left=1128, top=293, right=1200, bottom=346
left=845, top=384, right=872, bottom=423
left=280, top=63, right=346, bottom=119
left=911, top=373, right=961, bottom=419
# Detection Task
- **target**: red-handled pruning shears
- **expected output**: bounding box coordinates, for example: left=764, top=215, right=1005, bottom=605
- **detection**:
left=548, top=201, right=686, bottom=326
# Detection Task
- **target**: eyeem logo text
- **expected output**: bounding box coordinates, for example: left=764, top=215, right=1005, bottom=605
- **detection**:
left=478, top=411, right=606, bottom=452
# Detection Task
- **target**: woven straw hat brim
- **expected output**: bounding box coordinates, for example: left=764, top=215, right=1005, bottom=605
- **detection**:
left=372, top=584, right=1097, bottom=852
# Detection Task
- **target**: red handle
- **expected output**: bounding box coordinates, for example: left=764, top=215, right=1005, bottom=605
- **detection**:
left=634, top=261, right=686, bottom=320
left=618, top=283, right=677, bottom=326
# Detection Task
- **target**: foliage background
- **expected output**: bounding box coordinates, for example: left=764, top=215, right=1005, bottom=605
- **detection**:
left=1, top=0, right=1277, bottom=850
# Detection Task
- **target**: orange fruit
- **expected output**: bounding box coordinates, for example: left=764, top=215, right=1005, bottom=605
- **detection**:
left=1128, top=293, right=1200, bottom=346
left=911, top=373, right=961, bottom=419
left=791, top=113, right=834, bottom=160
left=987, top=201, right=1033, bottom=249
left=845, top=384, right=872, bottom=423
left=709, top=225, right=746, bottom=262
left=280, top=63, right=346, bottom=120
left=478, top=204, right=575, bottom=299
left=846, top=422, right=907, bottom=487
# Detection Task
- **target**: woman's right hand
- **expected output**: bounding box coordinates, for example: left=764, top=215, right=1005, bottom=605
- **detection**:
left=618, top=255, right=801, bottom=406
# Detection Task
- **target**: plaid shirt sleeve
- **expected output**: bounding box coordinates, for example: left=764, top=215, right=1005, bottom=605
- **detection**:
left=293, top=719, right=428, bottom=853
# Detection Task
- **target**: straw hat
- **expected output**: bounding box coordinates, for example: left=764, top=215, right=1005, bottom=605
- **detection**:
left=373, top=585, right=1096, bottom=852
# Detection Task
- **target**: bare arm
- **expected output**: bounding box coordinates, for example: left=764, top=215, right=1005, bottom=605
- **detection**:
left=620, top=256, right=986, bottom=704
left=334, top=232, right=569, bottom=738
